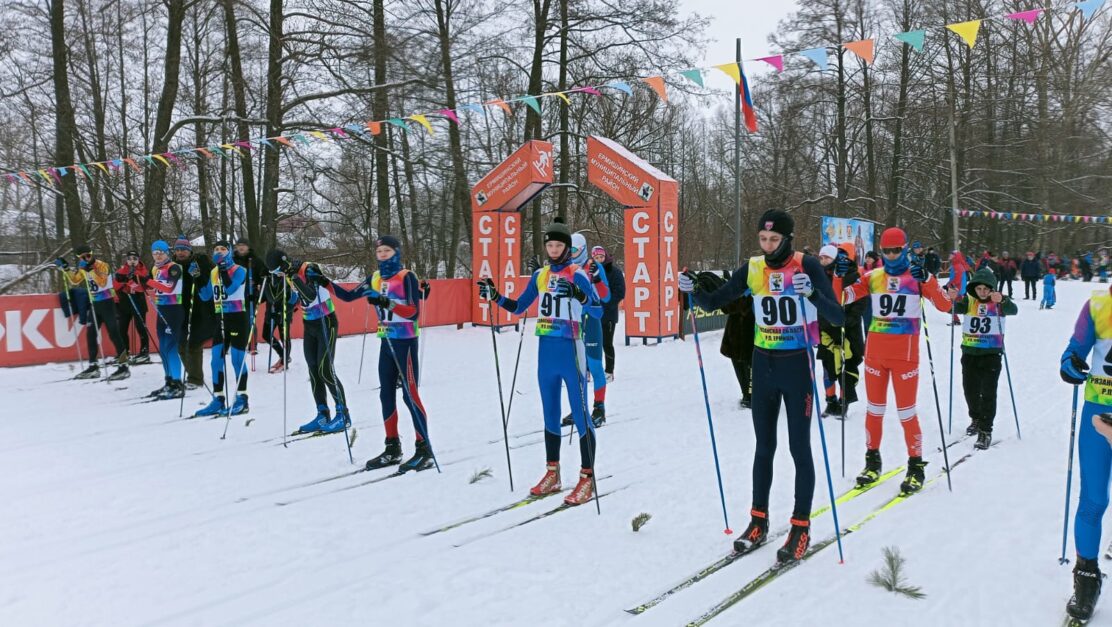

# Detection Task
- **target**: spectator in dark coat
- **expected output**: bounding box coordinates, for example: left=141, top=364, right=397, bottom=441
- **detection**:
left=591, top=245, right=625, bottom=378
left=114, top=250, right=152, bottom=361
left=233, top=237, right=269, bottom=352
left=718, top=277, right=755, bottom=409
left=925, top=247, right=942, bottom=277
left=998, top=251, right=1018, bottom=297
left=1020, top=251, right=1042, bottom=300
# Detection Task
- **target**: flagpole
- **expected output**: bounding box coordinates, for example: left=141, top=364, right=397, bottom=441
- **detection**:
left=734, top=37, right=743, bottom=264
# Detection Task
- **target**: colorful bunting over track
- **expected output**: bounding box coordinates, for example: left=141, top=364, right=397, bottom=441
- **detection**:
left=959, top=209, right=1111, bottom=224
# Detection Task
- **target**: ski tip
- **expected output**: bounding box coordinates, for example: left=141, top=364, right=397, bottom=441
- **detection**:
left=724, top=528, right=734, bottom=535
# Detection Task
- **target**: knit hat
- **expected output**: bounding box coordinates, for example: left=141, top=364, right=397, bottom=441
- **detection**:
left=967, top=267, right=998, bottom=295
left=375, top=235, right=402, bottom=252
left=911, top=240, right=923, bottom=250
left=235, top=237, right=249, bottom=246
left=75, top=244, right=92, bottom=255
left=880, top=227, right=907, bottom=249
left=173, top=235, right=192, bottom=251
left=543, top=218, right=572, bottom=248
left=819, top=244, right=838, bottom=260
left=125, top=249, right=140, bottom=258
left=570, top=232, right=589, bottom=265
left=151, top=240, right=170, bottom=254
left=756, top=209, right=793, bottom=237
left=591, top=245, right=611, bottom=263
left=213, top=236, right=231, bottom=249
left=266, top=249, right=291, bottom=273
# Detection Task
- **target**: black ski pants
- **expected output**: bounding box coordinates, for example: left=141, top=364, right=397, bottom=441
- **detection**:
left=750, top=348, right=815, bottom=520
left=304, top=313, right=347, bottom=408
left=961, top=353, right=1003, bottom=432
left=88, top=299, right=127, bottom=362
left=116, top=293, right=150, bottom=354
left=1024, top=278, right=1038, bottom=300
left=602, top=319, right=617, bottom=374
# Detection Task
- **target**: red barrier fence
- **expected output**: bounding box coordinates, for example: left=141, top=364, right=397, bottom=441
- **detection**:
left=0, top=278, right=475, bottom=368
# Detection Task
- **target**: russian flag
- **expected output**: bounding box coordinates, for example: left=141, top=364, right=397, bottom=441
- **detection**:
left=739, top=64, right=758, bottom=133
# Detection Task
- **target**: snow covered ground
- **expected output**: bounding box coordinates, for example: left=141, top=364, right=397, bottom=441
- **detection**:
left=1, top=280, right=1107, bottom=626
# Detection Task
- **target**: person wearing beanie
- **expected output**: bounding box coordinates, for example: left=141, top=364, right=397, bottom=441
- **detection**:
left=924, top=247, right=942, bottom=277
left=334, top=235, right=435, bottom=473
left=946, top=267, right=1018, bottom=449
left=591, top=244, right=625, bottom=378
left=1059, top=283, right=1112, bottom=621
left=173, top=235, right=215, bottom=389
left=839, top=226, right=953, bottom=495
left=555, top=232, right=610, bottom=428
left=113, top=249, right=152, bottom=364
left=1041, top=267, right=1058, bottom=310
left=679, top=209, right=845, bottom=564
left=268, top=249, right=352, bottom=435
left=54, top=243, right=130, bottom=380
left=191, top=239, right=252, bottom=417
left=477, top=218, right=603, bottom=506
left=232, top=236, right=267, bottom=355
left=998, top=251, right=1017, bottom=298
left=143, top=240, right=186, bottom=399
left=816, top=242, right=865, bottom=416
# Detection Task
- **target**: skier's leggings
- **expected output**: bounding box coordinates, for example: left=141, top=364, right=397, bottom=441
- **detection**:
left=749, top=348, right=815, bottom=520
left=87, top=299, right=127, bottom=361
left=304, top=313, right=346, bottom=407
left=211, top=311, right=248, bottom=395
left=538, top=336, right=595, bottom=469
left=379, top=337, right=427, bottom=441
left=863, top=357, right=924, bottom=457
left=584, top=317, right=607, bottom=403
left=1075, top=400, right=1112, bottom=560
left=156, top=305, right=184, bottom=382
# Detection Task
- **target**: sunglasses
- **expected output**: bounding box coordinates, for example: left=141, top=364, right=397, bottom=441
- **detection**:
left=881, top=247, right=903, bottom=255
left=79, top=253, right=93, bottom=260
left=127, top=255, right=140, bottom=260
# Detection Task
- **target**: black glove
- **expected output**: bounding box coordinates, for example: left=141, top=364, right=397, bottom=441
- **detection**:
left=833, top=251, right=853, bottom=277
left=526, top=255, right=541, bottom=275
left=219, top=269, right=232, bottom=287
left=1060, top=353, right=1090, bottom=385
left=477, top=278, right=499, bottom=301
left=909, top=262, right=928, bottom=282
left=554, top=277, right=587, bottom=304
left=420, top=280, right=431, bottom=300
left=367, top=291, right=391, bottom=309
left=53, top=257, right=69, bottom=270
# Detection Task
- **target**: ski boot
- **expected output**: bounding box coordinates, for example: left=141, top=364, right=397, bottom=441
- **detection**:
left=561, top=413, right=574, bottom=427
left=149, top=377, right=172, bottom=398
left=900, top=457, right=928, bottom=494
left=823, top=396, right=842, bottom=417
left=591, top=402, right=606, bottom=428
left=130, top=351, right=152, bottom=365
left=158, top=380, right=185, bottom=400
left=268, top=360, right=285, bottom=374
left=738, top=397, right=752, bottom=410
left=563, top=468, right=595, bottom=505
left=975, top=429, right=992, bottom=451
left=193, top=395, right=227, bottom=418
left=298, top=405, right=330, bottom=433
left=320, top=405, right=351, bottom=434
left=776, top=519, right=811, bottom=564
left=856, top=449, right=882, bottom=487
left=186, top=381, right=201, bottom=390
left=365, top=438, right=403, bottom=470
left=107, top=364, right=131, bottom=381
left=605, top=372, right=614, bottom=383
left=74, top=365, right=100, bottom=380
left=530, top=463, right=561, bottom=496
left=1067, top=557, right=1102, bottom=622
left=965, top=421, right=978, bottom=437
left=732, top=508, right=769, bottom=554
left=398, top=440, right=435, bottom=473
left=230, top=394, right=249, bottom=416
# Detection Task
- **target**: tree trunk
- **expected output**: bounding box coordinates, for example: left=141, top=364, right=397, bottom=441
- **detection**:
left=260, top=0, right=284, bottom=249
left=433, top=0, right=469, bottom=277
left=372, top=0, right=391, bottom=237
left=49, top=0, right=88, bottom=245
left=222, top=0, right=260, bottom=245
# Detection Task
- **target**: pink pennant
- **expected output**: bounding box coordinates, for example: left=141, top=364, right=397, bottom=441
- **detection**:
left=234, top=140, right=254, bottom=151
left=757, top=55, right=784, bottom=72
left=1005, top=8, right=1043, bottom=24
left=330, top=127, right=348, bottom=138
left=48, top=168, right=62, bottom=183
left=164, top=152, right=182, bottom=165
left=437, top=109, right=459, bottom=124
left=572, top=86, right=602, bottom=96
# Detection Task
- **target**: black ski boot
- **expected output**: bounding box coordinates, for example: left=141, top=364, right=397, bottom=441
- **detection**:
left=149, top=377, right=172, bottom=398
left=398, top=440, right=435, bottom=473
left=1067, top=557, right=1102, bottom=621
left=130, top=351, right=152, bottom=365
left=561, top=413, right=574, bottom=427
left=965, top=421, right=978, bottom=437
left=74, top=365, right=100, bottom=380
left=738, top=397, right=752, bottom=409
left=591, top=402, right=606, bottom=428
left=158, top=380, right=185, bottom=400
left=107, top=364, right=130, bottom=381
left=900, top=457, right=928, bottom=494
left=822, top=396, right=841, bottom=417
left=776, top=518, right=811, bottom=564
left=856, top=449, right=882, bottom=487
left=364, top=437, right=403, bottom=470
left=975, top=429, right=992, bottom=451
left=732, top=508, right=769, bottom=554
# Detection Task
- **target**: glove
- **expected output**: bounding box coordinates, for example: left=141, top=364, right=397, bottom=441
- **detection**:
left=189, top=262, right=200, bottom=278
left=477, top=278, right=499, bottom=301
left=366, top=290, right=391, bottom=309
left=1061, top=354, right=1090, bottom=385
left=78, top=258, right=91, bottom=270
left=53, top=257, right=69, bottom=269
left=792, top=273, right=814, bottom=298
left=833, top=251, right=853, bottom=277
left=218, top=270, right=232, bottom=287
left=420, top=280, right=431, bottom=300
left=909, top=262, right=928, bottom=282
left=554, top=278, right=587, bottom=303
left=678, top=271, right=697, bottom=294
left=526, top=255, right=541, bottom=275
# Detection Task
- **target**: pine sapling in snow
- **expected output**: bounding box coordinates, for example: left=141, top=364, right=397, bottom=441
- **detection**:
left=868, top=546, right=926, bottom=599
left=469, top=467, right=494, bottom=484
left=631, top=512, right=652, bottom=532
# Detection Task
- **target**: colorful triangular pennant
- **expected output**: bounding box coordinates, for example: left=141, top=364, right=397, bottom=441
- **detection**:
left=843, top=39, right=875, bottom=65
left=946, top=20, right=982, bottom=48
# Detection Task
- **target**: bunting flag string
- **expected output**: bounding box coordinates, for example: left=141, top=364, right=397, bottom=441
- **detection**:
left=4, top=0, right=1104, bottom=186
left=959, top=209, right=1112, bottom=224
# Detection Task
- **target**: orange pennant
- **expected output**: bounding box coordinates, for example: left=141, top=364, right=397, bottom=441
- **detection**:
left=641, top=76, right=668, bottom=102
left=367, top=121, right=382, bottom=135
left=843, top=39, right=875, bottom=65
left=485, top=99, right=512, bottom=115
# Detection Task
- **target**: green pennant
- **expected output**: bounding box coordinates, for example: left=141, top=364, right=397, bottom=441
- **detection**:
left=679, top=69, right=704, bottom=87
left=385, top=118, right=409, bottom=130
left=520, top=95, right=541, bottom=115
left=893, top=30, right=926, bottom=52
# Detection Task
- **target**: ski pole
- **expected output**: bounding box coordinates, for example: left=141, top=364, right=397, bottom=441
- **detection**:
left=948, top=297, right=957, bottom=434
left=570, top=319, right=601, bottom=515
left=1060, top=385, right=1080, bottom=565
left=920, top=303, right=953, bottom=492
left=222, top=276, right=267, bottom=439
left=481, top=283, right=514, bottom=491
left=126, top=292, right=160, bottom=355
left=1000, top=316, right=1022, bottom=440
left=418, top=279, right=430, bottom=385
left=180, top=280, right=196, bottom=418
left=382, top=329, right=440, bottom=474
left=282, top=277, right=289, bottom=448
left=504, top=308, right=531, bottom=431
left=311, top=287, right=354, bottom=464
left=80, top=267, right=110, bottom=382
left=357, top=306, right=370, bottom=384
left=687, top=291, right=732, bottom=535
left=799, top=295, right=843, bottom=562
left=56, top=270, right=86, bottom=369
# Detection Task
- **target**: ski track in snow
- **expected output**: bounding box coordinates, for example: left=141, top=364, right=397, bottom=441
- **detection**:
left=0, top=281, right=1106, bottom=626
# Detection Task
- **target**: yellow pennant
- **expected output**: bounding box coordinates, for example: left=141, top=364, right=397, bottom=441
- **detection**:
left=550, top=91, right=571, bottom=105
left=408, top=114, right=434, bottom=135
left=309, top=131, right=329, bottom=141
left=714, top=63, right=741, bottom=84
left=153, top=154, right=170, bottom=167
left=946, top=20, right=982, bottom=48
